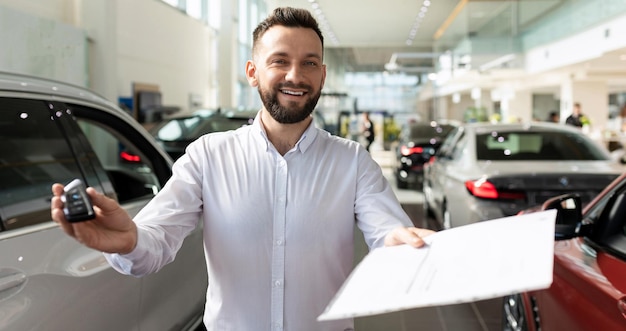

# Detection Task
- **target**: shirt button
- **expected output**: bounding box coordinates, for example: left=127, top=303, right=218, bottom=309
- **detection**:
left=275, top=239, right=283, bottom=246
left=274, top=280, right=282, bottom=287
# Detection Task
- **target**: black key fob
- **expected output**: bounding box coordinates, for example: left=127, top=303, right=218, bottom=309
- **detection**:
left=61, top=179, right=96, bottom=222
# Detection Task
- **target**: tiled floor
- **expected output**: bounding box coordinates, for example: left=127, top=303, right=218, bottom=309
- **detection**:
left=351, top=150, right=503, bottom=331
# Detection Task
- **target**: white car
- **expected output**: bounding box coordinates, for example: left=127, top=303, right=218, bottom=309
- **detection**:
left=0, top=71, right=206, bottom=330
left=423, top=122, right=624, bottom=229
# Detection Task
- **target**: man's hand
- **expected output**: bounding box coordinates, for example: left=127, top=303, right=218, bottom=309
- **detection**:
left=51, top=183, right=138, bottom=254
left=384, top=227, right=435, bottom=248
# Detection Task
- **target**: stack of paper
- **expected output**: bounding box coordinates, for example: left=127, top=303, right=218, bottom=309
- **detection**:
left=319, top=210, right=556, bottom=320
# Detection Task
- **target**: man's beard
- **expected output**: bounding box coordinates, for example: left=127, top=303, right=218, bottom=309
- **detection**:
left=258, top=83, right=321, bottom=124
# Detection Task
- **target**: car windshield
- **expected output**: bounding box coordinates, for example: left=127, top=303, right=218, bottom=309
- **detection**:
left=153, top=115, right=251, bottom=141
left=408, top=123, right=455, bottom=141
left=475, top=130, right=609, bottom=161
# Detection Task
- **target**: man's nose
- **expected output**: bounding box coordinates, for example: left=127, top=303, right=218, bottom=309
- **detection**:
left=285, top=64, right=304, bottom=83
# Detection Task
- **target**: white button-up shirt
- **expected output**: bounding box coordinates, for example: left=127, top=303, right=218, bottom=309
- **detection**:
left=106, top=111, right=413, bottom=331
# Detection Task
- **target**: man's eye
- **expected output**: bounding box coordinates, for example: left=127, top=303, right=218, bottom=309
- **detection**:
left=273, top=59, right=287, bottom=65
left=305, top=61, right=318, bottom=67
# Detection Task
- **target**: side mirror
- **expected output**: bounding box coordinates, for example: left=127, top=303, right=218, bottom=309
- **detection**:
left=541, top=194, right=583, bottom=240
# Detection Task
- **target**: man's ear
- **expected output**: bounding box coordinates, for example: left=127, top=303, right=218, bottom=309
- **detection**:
left=245, top=60, right=258, bottom=87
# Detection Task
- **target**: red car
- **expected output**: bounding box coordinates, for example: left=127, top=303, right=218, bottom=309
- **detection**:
left=502, top=172, right=626, bottom=330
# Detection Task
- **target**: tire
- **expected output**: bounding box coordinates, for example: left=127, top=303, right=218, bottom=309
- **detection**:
left=502, top=293, right=530, bottom=331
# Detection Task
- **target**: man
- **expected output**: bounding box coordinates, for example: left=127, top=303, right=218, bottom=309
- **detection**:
left=565, top=102, right=588, bottom=127
left=51, top=7, right=433, bottom=331
left=362, top=112, right=375, bottom=152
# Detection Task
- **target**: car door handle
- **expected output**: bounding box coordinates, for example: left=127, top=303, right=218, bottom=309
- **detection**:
left=618, top=297, right=626, bottom=319
left=0, top=268, right=27, bottom=299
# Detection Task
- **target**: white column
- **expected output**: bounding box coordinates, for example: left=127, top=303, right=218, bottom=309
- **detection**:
left=560, top=80, right=608, bottom=130
left=507, top=89, right=532, bottom=123
left=217, top=0, right=237, bottom=107
left=81, top=0, right=118, bottom=101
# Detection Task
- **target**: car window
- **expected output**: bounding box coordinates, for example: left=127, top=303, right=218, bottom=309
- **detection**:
left=154, top=116, right=202, bottom=141
left=75, top=118, right=162, bottom=203
left=408, top=124, right=455, bottom=140
left=583, top=183, right=626, bottom=258
left=0, top=98, right=86, bottom=231
left=436, top=127, right=461, bottom=159
left=476, top=130, right=609, bottom=161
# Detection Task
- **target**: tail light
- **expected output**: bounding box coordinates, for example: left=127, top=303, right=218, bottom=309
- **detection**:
left=400, top=145, right=424, bottom=156
left=465, top=178, right=526, bottom=200
left=120, top=151, right=141, bottom=163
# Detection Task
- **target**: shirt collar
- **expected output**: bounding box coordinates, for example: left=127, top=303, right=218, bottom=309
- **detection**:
left=251, top=110, right=319, bottom=154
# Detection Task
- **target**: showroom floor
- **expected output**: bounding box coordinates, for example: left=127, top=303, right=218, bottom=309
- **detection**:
left=351, top=149, right=503, bottom=331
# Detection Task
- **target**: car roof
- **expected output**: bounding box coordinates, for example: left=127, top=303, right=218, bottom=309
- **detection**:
left=460, top=121, right=583, bottom=134
left=0, top=71, right=116, bottom=109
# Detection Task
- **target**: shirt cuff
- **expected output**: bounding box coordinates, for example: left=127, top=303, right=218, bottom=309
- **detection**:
left=103, top=229, right=151, bottom=276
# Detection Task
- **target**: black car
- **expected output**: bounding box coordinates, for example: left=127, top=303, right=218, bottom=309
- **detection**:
left=150, top=109, right=256, bottom=159
left=395, top=120, right=458, bottom=189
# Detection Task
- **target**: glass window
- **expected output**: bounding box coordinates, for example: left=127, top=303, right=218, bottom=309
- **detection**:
left=0, top=98, right=83, bottom=230
left=76, top=118, right=161, bottom=203
left=208, top=0, right=221, bottom=29
left=186, top=0, right=203, bottom=20
left=476, top=130, right=610, bottom=161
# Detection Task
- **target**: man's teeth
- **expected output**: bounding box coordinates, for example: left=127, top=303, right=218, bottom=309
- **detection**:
left=282, top=90, right=304, bottom=96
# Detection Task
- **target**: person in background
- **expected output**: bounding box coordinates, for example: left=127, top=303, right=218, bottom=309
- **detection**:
left=565, top=102, right=588, bottom=128
left=547, top=111, right=560, bottom=123
left=362, top=111, right=375, bottom=152
left=50, top=7, right=433, bottom=331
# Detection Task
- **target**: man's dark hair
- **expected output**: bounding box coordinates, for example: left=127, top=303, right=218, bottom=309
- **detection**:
left=252, top=7, right=324, bottom=53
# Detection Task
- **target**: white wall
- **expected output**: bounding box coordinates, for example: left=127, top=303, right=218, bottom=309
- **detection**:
left=116, top=0, right=214, bottom=112
left=0, top=0, right=217, bottom=114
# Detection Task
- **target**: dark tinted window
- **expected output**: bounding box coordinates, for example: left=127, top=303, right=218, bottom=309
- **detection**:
left=476, top=130, right=609, bottom=161
left=0, top=98, right=83, bottom=230
left=408, top=123, right=455, bottom=140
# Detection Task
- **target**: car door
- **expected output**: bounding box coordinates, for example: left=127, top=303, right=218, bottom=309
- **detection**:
left=533, top=181, right=626, bottom=330
left=0, top=97, right=141, bottom=331
left=65, top=103, right=207, bottom=331
left=427, top=128, right=464, bottom=221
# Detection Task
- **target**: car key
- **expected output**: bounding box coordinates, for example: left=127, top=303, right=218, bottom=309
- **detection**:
left=61, top=179, right=96, bottom=222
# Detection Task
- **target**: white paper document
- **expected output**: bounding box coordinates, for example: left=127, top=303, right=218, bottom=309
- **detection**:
left=318, top=209, right=557, bottom=321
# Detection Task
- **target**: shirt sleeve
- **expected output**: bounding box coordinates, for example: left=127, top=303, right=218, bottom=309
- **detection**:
left=354, top=146, right=413, bottom=250
left=105, top=143, right=206, bottom=276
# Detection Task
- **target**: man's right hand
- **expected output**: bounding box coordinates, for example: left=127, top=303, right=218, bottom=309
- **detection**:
left=51, top=183, right=138, bottom=254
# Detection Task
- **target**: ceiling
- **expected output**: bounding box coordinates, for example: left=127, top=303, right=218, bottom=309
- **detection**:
left=273, top=0, right=626, bottom=92
left=275, top=0, right=569, bottom=72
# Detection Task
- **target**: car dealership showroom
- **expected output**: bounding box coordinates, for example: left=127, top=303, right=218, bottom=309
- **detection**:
left=2, top=0, right=626, bottom=330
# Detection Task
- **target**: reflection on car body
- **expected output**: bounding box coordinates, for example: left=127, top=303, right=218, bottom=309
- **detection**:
left=423, top=122, right=624, bottom=229
left=503, top=173, right=626, bottom=331
left=0, top=71, right=206, bottom=331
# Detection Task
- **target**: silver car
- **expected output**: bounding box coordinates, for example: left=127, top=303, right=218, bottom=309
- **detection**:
left=423, top=122, right=624, bottom=229
left=0, top=72, right=206, bottom=330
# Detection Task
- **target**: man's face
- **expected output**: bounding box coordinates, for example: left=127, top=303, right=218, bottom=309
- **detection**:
left=246, top=25, right=326, bottom=124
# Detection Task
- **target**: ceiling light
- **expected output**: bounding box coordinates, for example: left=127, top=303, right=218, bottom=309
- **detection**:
left=306, top=1, right=339, bottom=45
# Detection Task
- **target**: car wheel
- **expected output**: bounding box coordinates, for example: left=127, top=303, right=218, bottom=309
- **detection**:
left=502, top=293, right=529, bottom=331
left=442, top=203, right=452, bottom=230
